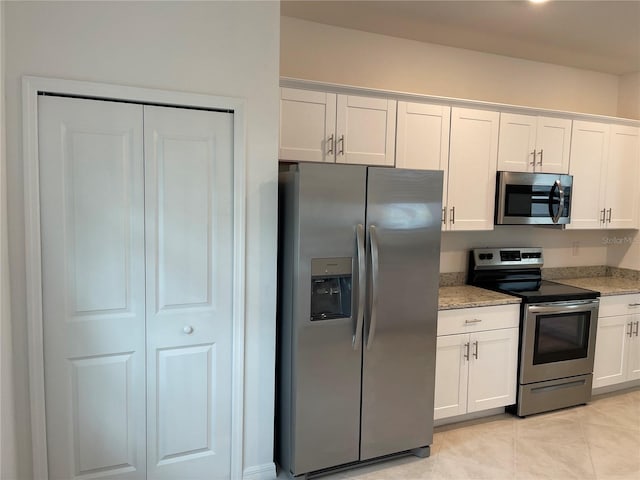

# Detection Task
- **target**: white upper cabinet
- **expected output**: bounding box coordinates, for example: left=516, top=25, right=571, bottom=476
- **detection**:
left=567, top=120, right=609, bottom=229
left=568, top=121, right=639, bottom=230
left=335, top=95, right=396, bottom=166
left=447, top=107, right=500, bottom=231
left=605, top=125, right=640, bottom=229
left=498, top=113, right=571, bottom=174
left=395, top=101, right=450, bottom=227
left=279, top=87, right=396, bottom=166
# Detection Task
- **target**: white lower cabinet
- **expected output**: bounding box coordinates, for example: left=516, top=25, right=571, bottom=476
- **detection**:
left=593, top=294, right=640, bottom=388
left=434, top=305, right=519, bottom=420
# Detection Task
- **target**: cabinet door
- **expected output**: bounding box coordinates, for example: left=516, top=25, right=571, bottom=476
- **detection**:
left=593, top=315, right=630, bottom=388
left=604, top=125, right=639, bottom=229
left=396, top=101, right=450, bottom=224
left=497, top=112, right=537, bottom=172
left=335, top=95, right=396, bottom=166
left=627, top=316, right=640, bottom=381
left=434, top=334, right=469, bottom=420
left=566, top=120, right=609, bottom=230
left=448, top=107, right=499, bottom=231
left=535, top=116, right=572, bottom=174
left=467, top=328, right=518, bottom=413
left=279, top=88, right=336, bottom=162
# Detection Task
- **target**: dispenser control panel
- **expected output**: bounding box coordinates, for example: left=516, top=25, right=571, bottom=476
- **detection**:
left=310, top=257, right=352, bottom=321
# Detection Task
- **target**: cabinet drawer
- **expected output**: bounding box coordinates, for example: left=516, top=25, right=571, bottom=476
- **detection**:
left=599, top=294, right=640, bottom=317
left=438, top=304, right=519, bottom=336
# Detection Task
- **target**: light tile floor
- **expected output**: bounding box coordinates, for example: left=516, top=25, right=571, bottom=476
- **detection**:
left=279, top=388, right=640, bottom=479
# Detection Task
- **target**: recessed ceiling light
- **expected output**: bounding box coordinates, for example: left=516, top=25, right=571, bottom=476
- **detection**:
left=529, top=0, right=549, bottom=4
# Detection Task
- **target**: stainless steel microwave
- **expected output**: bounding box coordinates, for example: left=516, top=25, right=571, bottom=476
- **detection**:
left=495, top=172, right=573, bottom=225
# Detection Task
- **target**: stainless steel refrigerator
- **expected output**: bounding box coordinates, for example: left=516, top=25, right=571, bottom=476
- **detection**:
left=276, top=163, right=443, bottom=478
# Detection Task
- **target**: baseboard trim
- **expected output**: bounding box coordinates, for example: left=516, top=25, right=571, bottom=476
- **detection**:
left=592, top=380, right=640, bottom=397
left=434, top=407, right=507, bottom=428
left=243, top=462, right=277, bottom=480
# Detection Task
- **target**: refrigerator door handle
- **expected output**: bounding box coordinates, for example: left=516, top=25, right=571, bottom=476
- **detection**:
left=353, top=223, right=366, bottom=349
left=367, top=225, right=380, bottom=350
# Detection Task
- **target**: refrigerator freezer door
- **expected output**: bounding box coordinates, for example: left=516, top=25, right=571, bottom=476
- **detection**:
left=360, top=168, right=443, bottom=460
left=285, top=163, right=367, bottom=474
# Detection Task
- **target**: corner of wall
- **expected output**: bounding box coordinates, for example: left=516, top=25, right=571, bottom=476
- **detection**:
left=617, top=72, right=640, bottom=120
left=1, top=0, right=19, bottom=478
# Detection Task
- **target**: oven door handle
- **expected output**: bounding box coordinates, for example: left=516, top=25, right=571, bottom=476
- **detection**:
left=527, top=301, right=598, bottom=314
left=548, top=179, right=564, bottom=224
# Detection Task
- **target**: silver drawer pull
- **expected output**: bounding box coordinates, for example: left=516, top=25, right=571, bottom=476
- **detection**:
left=628, top=303, right=640, bottom=307
left=465, top=319, right=483, bottom=324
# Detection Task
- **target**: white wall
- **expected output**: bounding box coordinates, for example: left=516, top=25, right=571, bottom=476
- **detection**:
left=4, top=2, right=279, bottom=479
left=281, top=16, right=621, bottom=117
left=1, top=0, right=18, bottom=477
left=281, top=16, right=640, bottom=275
left=606, top=231, right=640, bottom=271
left=618, top=72, right=640, bottom=120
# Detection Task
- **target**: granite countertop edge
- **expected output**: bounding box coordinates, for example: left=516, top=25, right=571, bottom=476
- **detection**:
left=552, top=277, right=640, bottom=296
left=438, top=285, right=522, bottom=311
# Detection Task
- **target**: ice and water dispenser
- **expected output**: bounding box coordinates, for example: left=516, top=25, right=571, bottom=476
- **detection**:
left=310, top=257, right=352, bottom=321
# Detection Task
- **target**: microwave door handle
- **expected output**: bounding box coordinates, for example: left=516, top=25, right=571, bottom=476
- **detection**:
left=353, top=224, right=365, bottom=349
left=548, top=180, right=564, bottom=224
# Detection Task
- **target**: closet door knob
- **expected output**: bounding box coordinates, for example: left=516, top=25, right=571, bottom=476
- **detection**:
left=183, top=325, right=194, bottom=335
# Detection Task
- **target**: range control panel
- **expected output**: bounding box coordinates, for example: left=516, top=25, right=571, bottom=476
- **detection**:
left=471, top=247, right=544, bottom=269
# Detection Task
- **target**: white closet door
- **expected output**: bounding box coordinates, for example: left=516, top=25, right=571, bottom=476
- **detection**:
left=144, top=105, right=234, bottom=480
left=39, top=96, right=146, bottom=480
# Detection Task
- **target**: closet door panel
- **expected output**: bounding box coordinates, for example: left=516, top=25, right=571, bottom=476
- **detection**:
left=39, top=96, right=146, bottom=480
left=144, top=105, right=234, bottom=480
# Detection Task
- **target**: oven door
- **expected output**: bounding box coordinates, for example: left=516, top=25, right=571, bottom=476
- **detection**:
left=520, top=299, right=599, bottom=384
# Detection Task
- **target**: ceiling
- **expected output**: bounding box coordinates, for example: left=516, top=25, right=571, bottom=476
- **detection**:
left=281, top=0, right=640, bottom=75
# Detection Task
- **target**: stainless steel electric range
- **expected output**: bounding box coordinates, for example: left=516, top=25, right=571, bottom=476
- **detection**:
left=468, top=247, right=600, bottom=417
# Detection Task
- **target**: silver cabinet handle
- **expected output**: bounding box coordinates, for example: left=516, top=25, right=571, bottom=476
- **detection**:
left=538, top=149, right=544, bottom=166
left=327, top=134, right=334, bottom=155
left=530, top=150, right=536, bottom=166
left=338, top=134, right=345, bottom=155
left=600, top=209, right=606, bottom=224
left=634, top=321, right=639, bottom=337
left=628, top=322, right=634, bottom=338
left=473, top=340, right=479, bottom=359
left=464, top=342, right=470, bottom=361
left=442, top=207, right=446, bottom=225
left=465, top=319, right=482, bottom=325
left=366, top=225, right=380, bottom=350
left=353, top=224, right=366, bottom=349
left=607, top=208, right=612, bottom=223
left=627, top=303, right=640, bottom=308
left=450, top=206, right=455, bottom=224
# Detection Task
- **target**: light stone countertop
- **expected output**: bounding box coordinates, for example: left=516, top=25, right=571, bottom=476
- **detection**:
left=553, top=277, right=640, bottom=296
left=438, top=285, right=521, bottom=310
